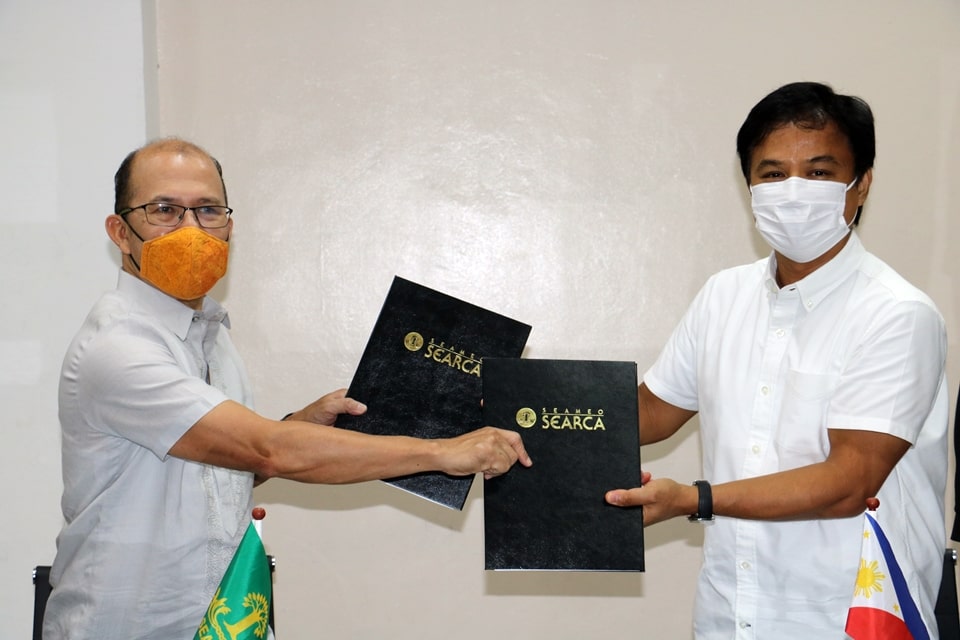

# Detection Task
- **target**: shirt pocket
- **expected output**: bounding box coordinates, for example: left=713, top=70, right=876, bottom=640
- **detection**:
left=773, top=370, right=841, bottom=468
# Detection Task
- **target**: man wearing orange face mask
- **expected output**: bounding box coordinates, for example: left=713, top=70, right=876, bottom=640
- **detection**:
left=44, top=138, right=532, bottom=639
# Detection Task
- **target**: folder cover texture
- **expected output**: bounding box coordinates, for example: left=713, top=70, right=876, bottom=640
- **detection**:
left=336, top=276, right=532, bottom=510
left=482, top=358, right=643, bottom=571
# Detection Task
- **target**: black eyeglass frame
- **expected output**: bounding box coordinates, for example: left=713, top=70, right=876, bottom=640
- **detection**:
left=116, top=202, right=234, bottom=229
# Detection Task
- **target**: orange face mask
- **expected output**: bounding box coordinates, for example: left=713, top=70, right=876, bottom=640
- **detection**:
left=135, top=226, right=229, bottom=300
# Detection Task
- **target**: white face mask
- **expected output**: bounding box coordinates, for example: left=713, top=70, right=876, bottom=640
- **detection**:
left=751, top=176, right=857, bottom=263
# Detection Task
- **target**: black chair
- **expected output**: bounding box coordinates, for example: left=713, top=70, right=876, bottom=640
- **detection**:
left=268, top=554, right=276, bottom=633
left=937, top=549, right=959, bottom=639
left=32, top=556, right=276, bottom=640
left=32, top=565, right=52, bottom=640
left=940, top=381, right=960, bottom=640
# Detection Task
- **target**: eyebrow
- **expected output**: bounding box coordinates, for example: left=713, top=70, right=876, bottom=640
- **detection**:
left=149, top=195, right=223, bottom=205
left=755, top=155, right=842, bottom=170
left=804, top=154, right=842, bottom=166
left=754, top=158, right=785, bottom=171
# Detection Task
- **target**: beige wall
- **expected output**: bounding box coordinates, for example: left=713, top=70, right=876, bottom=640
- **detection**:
left=5, top=1, right=958, bottom=638
left=1, top=1, right=147, bottom=636
left=145, top=3, right=960, bottom=637
left=150, top=2, right=960, bottom=638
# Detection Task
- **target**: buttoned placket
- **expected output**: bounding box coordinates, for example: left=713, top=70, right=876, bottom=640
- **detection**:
left=190, top=306, right=252, bottom=594
left=201, top=310, right=226, bottom=391
left=188, top=313, right=210, bottom=383
left=733, top=282, right=803, bottom=638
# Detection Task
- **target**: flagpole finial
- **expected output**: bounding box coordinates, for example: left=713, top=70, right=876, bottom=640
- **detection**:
left=252, top=507, right=266, bottom=520
left=865, top=497, right=879, bottom=511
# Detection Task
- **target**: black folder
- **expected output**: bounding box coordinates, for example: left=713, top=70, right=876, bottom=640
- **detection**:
left=482, top=358, right=644, bottom=571
left=336, top=276, right=532, bottom=510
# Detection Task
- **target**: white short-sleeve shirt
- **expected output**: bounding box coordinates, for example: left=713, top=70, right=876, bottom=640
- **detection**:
left=644, top=233, right=948, bottom=639
left=44, top=271, right=256, bottom=639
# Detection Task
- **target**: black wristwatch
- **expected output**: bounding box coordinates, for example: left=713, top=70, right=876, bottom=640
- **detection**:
left=688, top=480, right=714, bottom=522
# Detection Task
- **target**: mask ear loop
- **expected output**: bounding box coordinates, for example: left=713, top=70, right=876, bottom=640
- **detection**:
left=118, top=214, right=147, bottom=272
left=847, top=176, right=864, bottom=226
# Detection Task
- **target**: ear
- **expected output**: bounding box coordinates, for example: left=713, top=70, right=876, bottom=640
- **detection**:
left=105, top=214, right=132, bottom=255
left=855, top=168, right=873, bottom=206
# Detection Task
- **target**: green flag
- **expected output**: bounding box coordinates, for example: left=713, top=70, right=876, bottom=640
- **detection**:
left=194, top=522, right=272, bottom=640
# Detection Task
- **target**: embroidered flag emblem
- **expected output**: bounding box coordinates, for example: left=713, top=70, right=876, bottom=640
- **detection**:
left=194, top=521, right=272, bottom=640
left=845, top=511, right=929, bottom=640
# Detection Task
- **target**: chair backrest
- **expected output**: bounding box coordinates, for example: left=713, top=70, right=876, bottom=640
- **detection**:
left=268, top=554, right=276, bottom=633
left=954, top=380, right=960, bottom=542
left=33, top=556, right=275, bottom=639
left=32, top=565, right=52, bottom=640
left=938, top=549, right=960, bottom=639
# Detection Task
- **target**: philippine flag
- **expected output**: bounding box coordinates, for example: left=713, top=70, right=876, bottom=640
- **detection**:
left=845, top=512, right=929, bottom=640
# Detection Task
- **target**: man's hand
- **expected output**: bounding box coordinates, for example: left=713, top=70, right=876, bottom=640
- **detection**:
left=287, top=388, right=367, bottom=425
left=438, top=427, right=533, bottom=479
left=604, top=472, right=696, bottom=526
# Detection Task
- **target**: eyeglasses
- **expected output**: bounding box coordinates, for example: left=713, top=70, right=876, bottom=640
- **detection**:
left=117, top=202, right=233, bottom=229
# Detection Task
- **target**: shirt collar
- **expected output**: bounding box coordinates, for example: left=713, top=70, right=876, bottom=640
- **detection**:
left=117, top=270, right=230, bottom=340
left=763, top=231, right=865, bottom=310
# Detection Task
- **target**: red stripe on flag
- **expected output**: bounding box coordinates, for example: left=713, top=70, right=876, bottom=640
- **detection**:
left=846, top=606, right=915, bottom=640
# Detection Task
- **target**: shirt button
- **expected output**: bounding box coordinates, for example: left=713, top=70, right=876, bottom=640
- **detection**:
left=751, top=445, right=761, bottom=455
left=775, top=328, right=785, bottom=338
left=192, top=315, right=200, bottom=322
left=760, top=385, right=769, bottom=395
left=740, top=561, right=751, bottom=570
left=739, top=621, right=751, bottom=629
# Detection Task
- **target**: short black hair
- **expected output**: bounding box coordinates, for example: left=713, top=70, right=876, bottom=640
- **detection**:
left=736, top=82, right=875, bottom=185
left=113, top=137, right=227, bottom=213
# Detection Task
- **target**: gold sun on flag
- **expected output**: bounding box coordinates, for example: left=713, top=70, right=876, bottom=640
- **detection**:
left=854, top=557, right=887, bottom=599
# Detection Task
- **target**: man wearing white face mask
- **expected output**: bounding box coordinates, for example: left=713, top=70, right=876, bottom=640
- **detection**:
left=606, top=82, right=948, bottom=638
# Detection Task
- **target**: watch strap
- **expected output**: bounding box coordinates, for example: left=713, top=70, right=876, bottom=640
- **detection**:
left=688, top=480, right=714, bottom=522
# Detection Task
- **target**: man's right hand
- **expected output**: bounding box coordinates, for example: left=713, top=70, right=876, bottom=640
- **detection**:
left=439, top=427, right=533, bottom=479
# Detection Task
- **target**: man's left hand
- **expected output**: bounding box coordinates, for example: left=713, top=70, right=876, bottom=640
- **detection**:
left=288, top=388, right=367, bottom=425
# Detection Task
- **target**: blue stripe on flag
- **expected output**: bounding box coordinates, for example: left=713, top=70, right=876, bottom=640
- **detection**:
left=866, top=513, right=929, bottom=640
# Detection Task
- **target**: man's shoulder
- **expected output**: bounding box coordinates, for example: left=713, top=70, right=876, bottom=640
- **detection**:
left=858, top=251, right=939, bottom=309
left=702, top=256, right=769, bottom=291
left=67, top=288, right=171, bottom=367
left=81, top=287, right=155, bottom=335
